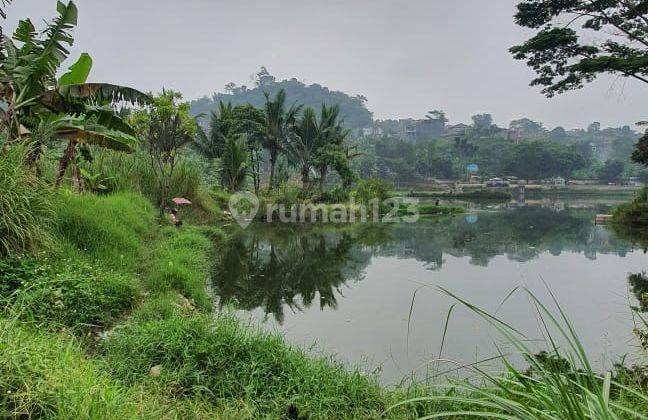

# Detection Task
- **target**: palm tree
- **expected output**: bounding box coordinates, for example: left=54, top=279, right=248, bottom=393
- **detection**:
left=284, top=107, right=319, bottom=188
left=195, top=110, right=226, bottom=162
left=0, top=1, right=149, bottom=186
left=311, top=104, right=350, bottom=189
left=220, top=135, right=248, bottom=192
left=262, top=89, right=301, bottom=190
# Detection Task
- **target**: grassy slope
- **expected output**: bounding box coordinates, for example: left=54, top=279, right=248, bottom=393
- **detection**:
left=0, top=192, right=420, bottom=419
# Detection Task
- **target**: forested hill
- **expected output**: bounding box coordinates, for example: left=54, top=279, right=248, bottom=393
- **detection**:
left=190, top=69, right=373, bottom=129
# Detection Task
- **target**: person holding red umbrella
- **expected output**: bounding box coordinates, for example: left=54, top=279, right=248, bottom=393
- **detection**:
left=169, top=198, right=192, bottom=226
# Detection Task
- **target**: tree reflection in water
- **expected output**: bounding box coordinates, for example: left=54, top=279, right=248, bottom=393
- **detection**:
left=212, top=206, right=637, bottom=323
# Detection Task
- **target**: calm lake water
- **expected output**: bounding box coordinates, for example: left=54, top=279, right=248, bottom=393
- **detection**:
left=212, top=197, right=647, bottom=384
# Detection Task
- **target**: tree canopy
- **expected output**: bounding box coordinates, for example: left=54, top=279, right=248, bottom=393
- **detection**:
left=510, top=0, right=648, bottom=96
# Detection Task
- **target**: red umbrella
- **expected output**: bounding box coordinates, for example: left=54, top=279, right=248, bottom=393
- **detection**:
left=172, top=197, right=192, bottom=205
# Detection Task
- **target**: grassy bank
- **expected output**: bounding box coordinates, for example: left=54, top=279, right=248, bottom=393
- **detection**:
left=0, top=191, right=413, bottom=419
left=2, top=191, right=646, bottom=418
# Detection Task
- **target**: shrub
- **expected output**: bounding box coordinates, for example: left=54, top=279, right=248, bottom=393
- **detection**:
left=389, top=288, right=648, bottom=418
left=91, top=150, right=208, bottom=206
left=0, top=256, right=138, bottom=328
left=0, top=147, right=55, bottom=256
left=317, top=186, right=350, bottom=204
left=269, top=182, right=303, bottom=206
left=352, top=178, right=392, bottom=205
left=613, top=202, right=648, bottom=228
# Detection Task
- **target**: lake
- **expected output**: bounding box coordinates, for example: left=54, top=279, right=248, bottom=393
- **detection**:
left=212, top=197, right=647, bottom=385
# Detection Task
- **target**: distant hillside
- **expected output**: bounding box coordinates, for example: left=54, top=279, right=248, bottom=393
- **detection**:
left=190, top=68, right=373, bottom=129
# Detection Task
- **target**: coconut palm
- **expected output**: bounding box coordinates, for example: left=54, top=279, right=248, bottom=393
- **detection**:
left=262, top=89, right=301, bottom=189
left=0, top=1, right=149, bottom=186
left=220, top=135, right=248, bottom=192
left=195, top=110, right=226, bottom=163
left=311, top=104, right=350, bottom=189
left=284, top=107, right=319, bottom=188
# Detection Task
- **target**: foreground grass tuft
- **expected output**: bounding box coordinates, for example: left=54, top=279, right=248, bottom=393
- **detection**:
left=102, top=311, right=388, bottom=419
left=0, top=318, right=142, bottom=419
left=0, top=146, right=55, bottom=256
left=0, top=256, right=138, bottom=329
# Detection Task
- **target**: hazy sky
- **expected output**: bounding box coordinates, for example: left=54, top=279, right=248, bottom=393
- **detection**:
left=6, top=0, right=647, bottom=129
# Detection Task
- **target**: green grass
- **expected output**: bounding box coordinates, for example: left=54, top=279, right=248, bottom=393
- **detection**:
left=389, top=287, right=648, bottom=419
left=0, top=146, right=55, bottom=256
left=141, top=226, right=213, bottom=311
left=401, top=203, right=464, bottom=216
left=102, top=311, right=388, bottom=419
left=0, top=256, right=138, bottom=330
left=0, top=317, right=144, bottom=419
left=55, top=192, right=155, bottom=271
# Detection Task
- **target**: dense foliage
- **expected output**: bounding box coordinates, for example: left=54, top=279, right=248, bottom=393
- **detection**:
left=510, top=0, right=648, bottom=97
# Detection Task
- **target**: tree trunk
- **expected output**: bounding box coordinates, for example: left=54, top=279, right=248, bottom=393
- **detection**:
left=54, top=140, right=77, bottom=189
left=253, top=151, right=260, bottom=194
left=301, top=165, right=310, bottom=189
left=71, top=164, right=84, bottom=193
left=269, top=152, right=277, bottom=191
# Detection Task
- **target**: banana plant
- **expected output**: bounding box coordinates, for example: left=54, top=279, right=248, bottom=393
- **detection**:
left=0, top=1, right=150, bottom=187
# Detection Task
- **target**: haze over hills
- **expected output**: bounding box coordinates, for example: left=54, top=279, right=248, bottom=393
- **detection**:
left=190, top=67, right=373, bottom=129
left=190, top=68, right=641, bottom=138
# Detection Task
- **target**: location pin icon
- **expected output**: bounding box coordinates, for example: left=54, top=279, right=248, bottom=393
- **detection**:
left=228, top=191, right=260, bottom=228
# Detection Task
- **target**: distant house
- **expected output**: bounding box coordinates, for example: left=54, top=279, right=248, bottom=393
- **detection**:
left=446, top=124, right=470, bottom=137
left=541, top=177, right=566, bottom=186
left=362, top=126, right=383, bottom=137
left=418, top=118, right=445, bottom=139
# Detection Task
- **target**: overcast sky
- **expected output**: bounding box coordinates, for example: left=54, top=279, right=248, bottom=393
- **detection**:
left=6, top=0, right=647, bottom=129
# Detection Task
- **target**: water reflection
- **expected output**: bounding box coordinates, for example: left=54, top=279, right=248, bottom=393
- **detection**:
left=213, top=206, right=636, bottom=323
left=214, top=225, right=374, bottom=323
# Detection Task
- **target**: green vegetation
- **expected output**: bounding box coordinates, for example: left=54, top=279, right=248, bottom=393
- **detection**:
left=102, top=312, right=387, bottom=419
left=0, top=318, right=144, bottom=419
left=1, top=1, right=647, bottom=418
left=0, top=256, right=137, bottom=329
left=391, top=288, right=648, bottom=418
left=510, top=1, right=648, bottom=98
left=613, top=187, right=648, bottom=228
left=0, top=146, right=54, bottom=256
left=351, top=131, right=643, bottom=185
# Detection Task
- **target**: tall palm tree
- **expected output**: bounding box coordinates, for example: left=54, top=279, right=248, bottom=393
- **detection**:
left=220, top=135, right=248, bottom=192
left=195, top=110, right=226, bottom=163
left=262, top=89, right=301, bottom=190
left=284, top=107, right=319, bottom=188
left=311, top=104, right=350, bottom=189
